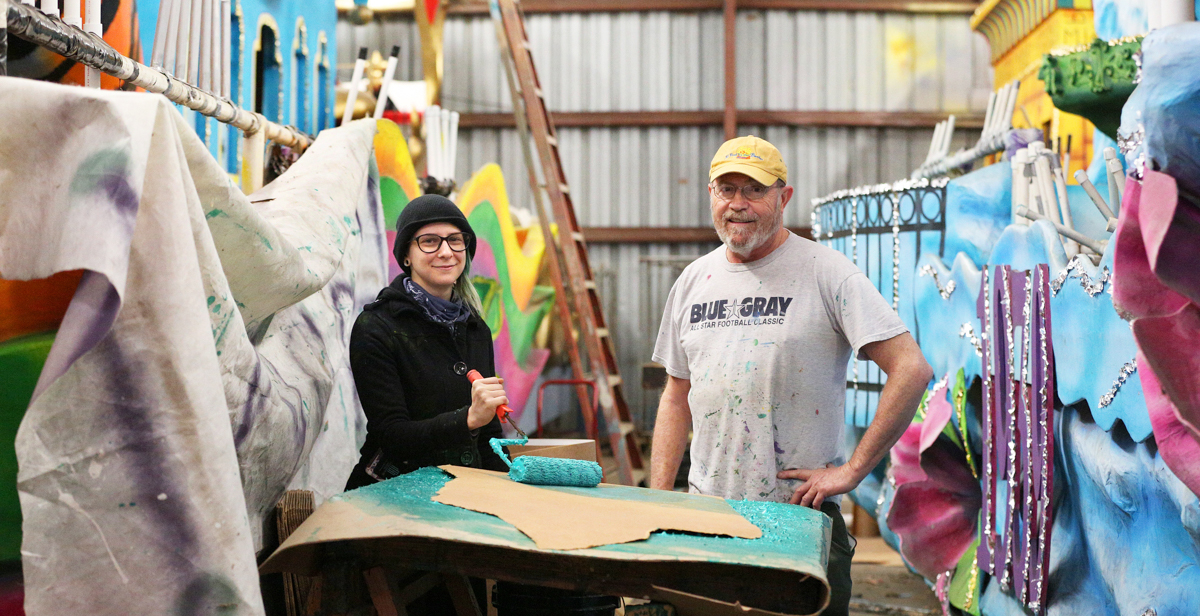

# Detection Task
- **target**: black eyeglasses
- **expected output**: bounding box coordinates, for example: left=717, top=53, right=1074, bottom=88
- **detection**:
left=414, top=232, right=471, bottom=253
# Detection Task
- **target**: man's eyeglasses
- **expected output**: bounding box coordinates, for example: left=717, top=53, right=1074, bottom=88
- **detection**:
left=414, top=232, right=471, bottom=253
left=711, top=182, right=780, bottom=203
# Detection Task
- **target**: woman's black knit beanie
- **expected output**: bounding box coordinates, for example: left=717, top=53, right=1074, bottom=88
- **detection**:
left=393, top=194, right=477, bottom=272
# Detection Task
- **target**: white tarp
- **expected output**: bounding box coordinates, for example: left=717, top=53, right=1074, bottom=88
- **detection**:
left=0, top=77, right=383, bottom=614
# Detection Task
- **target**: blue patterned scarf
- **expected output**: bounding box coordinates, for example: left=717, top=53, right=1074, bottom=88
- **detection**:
left=403, top=276, right=471, bottom=329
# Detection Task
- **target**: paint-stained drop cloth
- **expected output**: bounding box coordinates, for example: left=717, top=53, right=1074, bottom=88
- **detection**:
left=0, top=78, right=386, bottom=615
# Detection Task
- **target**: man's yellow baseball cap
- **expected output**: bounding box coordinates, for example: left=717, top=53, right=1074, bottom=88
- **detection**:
left=709, top=135, right=788, bottom=186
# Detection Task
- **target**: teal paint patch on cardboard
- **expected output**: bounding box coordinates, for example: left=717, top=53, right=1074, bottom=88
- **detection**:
left=338, top=467, right=829, bottom=572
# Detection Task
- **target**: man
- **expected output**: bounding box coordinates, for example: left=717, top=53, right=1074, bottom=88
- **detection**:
left=650, top=136, right=933, bottom=616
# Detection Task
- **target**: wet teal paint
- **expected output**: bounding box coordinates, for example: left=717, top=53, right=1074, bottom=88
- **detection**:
left=336, top=467, right=829, bottom=573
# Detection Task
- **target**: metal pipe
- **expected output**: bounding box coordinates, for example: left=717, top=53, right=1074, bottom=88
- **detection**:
left=83, top=0, right=100, bottom=87
left=440, top=106, right=451, bottom=179
left=1033, top=151, right=1063, bottom=226
left=162, top=0, right=184, bottom=75
left=373, top=44, right=399, bottom=119
left=1162, top=0, right=1193, bottom=26
left=150, top=0, right=172, bottom=68
left=187, top=0, right=203, bottom=84
left=981, top=90, right=998, bottom=138
left=1002, top=81, right=1019, bottom=133
left=941, top=114, right=956, bottom=158
left=1104, top=147, right=1126, bottom=208
left=1011, top=149, right=1030, bottom=225
left=174, top=0, right=192, bottom=80
left=63, top=0, right=80, bottom=27
left=198, top=0, right=213, bottom=92
left=220, top=0, right=230, bottom=99
left=1017, top=207, right=1107, bottom=254
left=923, top=122, right=940, bottom=165
left=1072, top=169, right=1116, bottom=225
left=6, top=1, right=310, bottom=148
left=341, top=46, right=367, bottom=126
left=1050, top=155, right=1077, bottom=257
left=426, top=104, right=442, bottom=179
left=447, top=110, right=459, bottom=182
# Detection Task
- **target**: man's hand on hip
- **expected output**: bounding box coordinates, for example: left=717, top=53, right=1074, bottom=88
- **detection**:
left=777, top=463, right=864, bottom=508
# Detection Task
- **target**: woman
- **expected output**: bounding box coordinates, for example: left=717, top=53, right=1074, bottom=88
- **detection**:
left=346, top=194, right=511, bottom=490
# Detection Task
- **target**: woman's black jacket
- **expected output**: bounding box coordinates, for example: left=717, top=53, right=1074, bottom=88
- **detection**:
left=345, top=276, right=507, bottom=490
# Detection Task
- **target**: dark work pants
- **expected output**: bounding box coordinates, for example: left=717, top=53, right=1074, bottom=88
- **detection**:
left=820, top=500, right=856, bottom=616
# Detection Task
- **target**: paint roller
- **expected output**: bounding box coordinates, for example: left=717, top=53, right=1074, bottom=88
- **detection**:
left=466, top=369, right=604, bottom=488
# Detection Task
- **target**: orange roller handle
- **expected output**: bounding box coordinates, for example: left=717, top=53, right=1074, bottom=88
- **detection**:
left=466, top=369, right=515, bottom=422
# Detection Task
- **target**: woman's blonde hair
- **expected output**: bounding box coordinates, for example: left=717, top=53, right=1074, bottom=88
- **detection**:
left=453, top=255, right=484, bottom=316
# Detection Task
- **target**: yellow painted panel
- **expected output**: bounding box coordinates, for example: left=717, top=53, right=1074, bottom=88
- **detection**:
left=993, top=9, right=1095, bottom=86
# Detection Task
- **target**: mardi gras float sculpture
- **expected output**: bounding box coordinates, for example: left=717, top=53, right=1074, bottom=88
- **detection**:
left=812, top=0, right=1200, bottom=614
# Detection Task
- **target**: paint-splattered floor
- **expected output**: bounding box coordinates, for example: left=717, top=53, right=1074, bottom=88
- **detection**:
left=850, top=538, right=940, bottom=616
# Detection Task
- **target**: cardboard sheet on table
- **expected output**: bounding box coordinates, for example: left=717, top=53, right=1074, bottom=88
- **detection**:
left=433, top=466, right=762, bottom=550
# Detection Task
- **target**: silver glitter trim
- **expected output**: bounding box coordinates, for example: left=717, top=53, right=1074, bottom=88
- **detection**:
left=891, top=193, right=900, bottom=311
left=1021, top=272, right=1034, bottom=608
left=960, top=323, right=984, bottom=357
left=1098, top=359, right=1138, bottom=408
left=1001, top=268, right=1018, bottom=591
left=852, top=203, right=860, bottom=389
left=1035, top=266, right=1052, bottom=614
left=919, top=265, right=957, bottom=299
left=981, top=267, right=995, bottom=564
left=1118, top=125, right=1144, bottom=157
left=1051, top=255, right=1111, bottom=297
left=811, top=176, right=949, bottom=207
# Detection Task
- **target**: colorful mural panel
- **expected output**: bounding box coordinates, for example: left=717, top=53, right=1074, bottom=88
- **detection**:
left=372, top=120, right=554, bottom=426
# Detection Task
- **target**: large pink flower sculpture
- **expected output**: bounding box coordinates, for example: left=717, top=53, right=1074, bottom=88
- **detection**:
left=887, top=377, right=982, bottom=580
left=1112, top=171, right=1200, bottom=497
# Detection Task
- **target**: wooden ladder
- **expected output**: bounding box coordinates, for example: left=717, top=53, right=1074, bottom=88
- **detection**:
left=491, top=0, right=644, bottom=486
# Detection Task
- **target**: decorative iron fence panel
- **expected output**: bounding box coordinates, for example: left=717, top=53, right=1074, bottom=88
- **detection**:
left=811, top=178, right=948, bottom=427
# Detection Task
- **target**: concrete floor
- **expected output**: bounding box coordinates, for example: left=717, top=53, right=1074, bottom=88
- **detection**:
left=849, top=537, right=941, bottom=616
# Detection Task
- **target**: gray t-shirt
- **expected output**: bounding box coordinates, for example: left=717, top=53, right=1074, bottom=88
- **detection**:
left=652, top=233, right=907, bottom=503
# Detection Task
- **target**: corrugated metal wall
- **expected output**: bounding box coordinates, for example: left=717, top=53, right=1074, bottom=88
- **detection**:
left=339, top=10, right=994, bottom=430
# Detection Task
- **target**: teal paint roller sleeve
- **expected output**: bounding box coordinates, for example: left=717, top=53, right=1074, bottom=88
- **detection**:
left=491, top=438, right=604, bottom=488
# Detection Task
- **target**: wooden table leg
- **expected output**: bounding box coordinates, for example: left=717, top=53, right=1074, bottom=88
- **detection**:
left=304, top=576, right=322, bottom=616
left=442, top=574, right=483, bottom=616
left=364, top=567, right=402, bottom=616
left=394, top=571, right=441, bottom=608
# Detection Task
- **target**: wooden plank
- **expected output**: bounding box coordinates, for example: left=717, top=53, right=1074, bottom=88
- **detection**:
left=364, top=567, right=402, bottom=616
left=442, top=574, right=484, bottom=616
left=458, top=109, right=984, bottom=128
left=581, top=226, right=812, bottom=243
left=394, top=571, right=443, bottom=606
left=722, top=0, right=738, bottom=139
left=738, top=109, right=985, bottom=128
left=338, top=536, right=827, bottom=615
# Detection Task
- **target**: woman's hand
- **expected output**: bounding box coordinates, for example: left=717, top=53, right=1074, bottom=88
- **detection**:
left=468, top=376, right=508, bottom=430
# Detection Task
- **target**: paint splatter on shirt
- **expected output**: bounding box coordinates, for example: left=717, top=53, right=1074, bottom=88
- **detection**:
left=653, top=233, right=907, bottom=503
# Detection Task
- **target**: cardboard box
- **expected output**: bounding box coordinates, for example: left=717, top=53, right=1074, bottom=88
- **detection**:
left=508, top=438, right=597, bottom=463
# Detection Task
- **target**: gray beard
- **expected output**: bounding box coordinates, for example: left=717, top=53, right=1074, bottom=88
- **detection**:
left=715, top=211, right=782, bottom=258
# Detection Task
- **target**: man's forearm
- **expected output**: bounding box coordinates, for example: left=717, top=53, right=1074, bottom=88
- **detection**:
left=847, top=352, right=932, bottom=479
left=649, top=377, right=692, bottom=490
